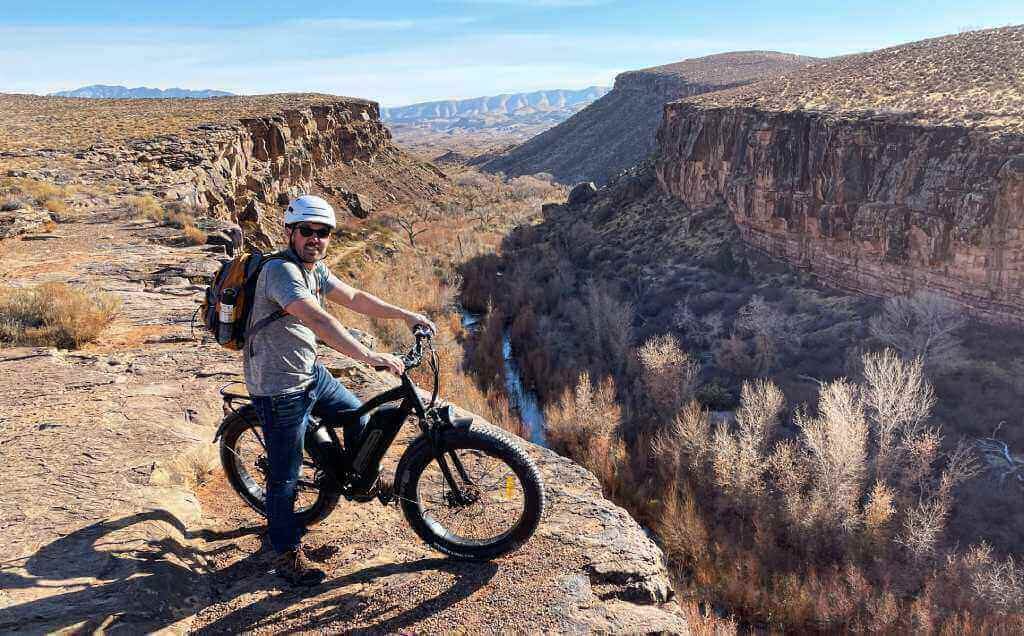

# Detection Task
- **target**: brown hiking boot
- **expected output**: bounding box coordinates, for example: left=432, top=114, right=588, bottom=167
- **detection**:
left=272, top=547, right=326, bottom=587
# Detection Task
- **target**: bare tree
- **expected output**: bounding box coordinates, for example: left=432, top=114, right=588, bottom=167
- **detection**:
left=637, top=334, right=699, bottom=414
left=976, top=423, right=1024, bottom=486
left=868, top=291, right=967, bottom=373
left=673, top=301, right=724, bottom=348
left=861, top=349, right=936, bottom=482
left=394, top=203, right=436, bottom=248
left=796, top=378, right=870, bottom=530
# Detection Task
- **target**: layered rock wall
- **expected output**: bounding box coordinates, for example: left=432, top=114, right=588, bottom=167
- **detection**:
left=130, top=100, right=391, bottom=244
left=656, top=104, right=1024, bottom=324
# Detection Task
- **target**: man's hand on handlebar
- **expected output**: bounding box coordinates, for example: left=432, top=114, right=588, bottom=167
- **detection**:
left=404, top=312, right=437, bottom=338
left=366, top=351, right=405, bottom=376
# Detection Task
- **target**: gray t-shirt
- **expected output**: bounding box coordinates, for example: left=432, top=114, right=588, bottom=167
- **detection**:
left=243, top=252, right=338, bottom=396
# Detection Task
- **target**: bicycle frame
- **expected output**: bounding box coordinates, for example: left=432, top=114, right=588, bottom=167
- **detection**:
left=217, top=330, right=477, bottom=503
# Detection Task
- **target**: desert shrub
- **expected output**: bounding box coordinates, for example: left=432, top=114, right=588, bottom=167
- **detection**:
left=637, top=333, right=699, bottom=415
left=43, top=198, right=67, bottom=215
left=544, top=372, right=628, bottom=493
left=508, top=175, right=553, bottom=201
left=869, top=291, right=966, bottom=373
left=643, top=350, right=1002, bottom=629
left=129, top=196, right=207, bottom=244
left=127, top=194, right=163, bottom=220
left=0, top=283, right=120, bottom=349
left=183, top=223, right=207, bottom=245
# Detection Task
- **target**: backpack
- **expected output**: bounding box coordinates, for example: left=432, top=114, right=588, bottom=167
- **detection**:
left=198, top=250, right=291, bottom=350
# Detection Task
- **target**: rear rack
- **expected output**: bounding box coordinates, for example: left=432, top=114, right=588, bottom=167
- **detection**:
left=219, top=381, right=251, bottom=402
left=219, top=381, right=254, bottom=423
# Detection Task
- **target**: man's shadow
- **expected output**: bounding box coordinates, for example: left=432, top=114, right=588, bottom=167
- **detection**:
left=0, top=509, right=496, bottom=633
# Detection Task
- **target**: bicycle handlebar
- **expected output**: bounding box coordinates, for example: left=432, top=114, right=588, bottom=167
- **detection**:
left=372, top=325, right=434, bottom=374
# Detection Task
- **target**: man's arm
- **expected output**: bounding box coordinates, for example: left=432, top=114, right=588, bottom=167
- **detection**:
left=324, top=275, right=437, bottom=334
left=283, top=297, right=404, bottom=375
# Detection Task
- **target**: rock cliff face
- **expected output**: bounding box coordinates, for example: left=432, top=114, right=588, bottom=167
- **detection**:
left=656, top=27, right=1024, bottom=324
left=479, top=52, right=815, bottom=185
left=0, top=94, right=449, bottom=248
left=127, top=101, right=405, bottom=245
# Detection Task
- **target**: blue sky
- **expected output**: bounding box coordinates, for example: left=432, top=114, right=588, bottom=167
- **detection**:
left=1, top=1, right=1021, bottom=106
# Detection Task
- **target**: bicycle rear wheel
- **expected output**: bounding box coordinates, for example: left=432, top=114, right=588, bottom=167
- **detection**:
left=219, top=407, right=340, bottom=527
left=398, top=424, right=545, bottom=560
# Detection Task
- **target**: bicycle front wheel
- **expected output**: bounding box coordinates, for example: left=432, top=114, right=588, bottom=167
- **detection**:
left=397, top=424, right=545, bottom=560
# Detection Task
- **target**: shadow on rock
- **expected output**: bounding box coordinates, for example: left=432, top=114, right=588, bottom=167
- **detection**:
left=0, top=509, right=497, bottom=633
left=194, top=557, right=499, bottom=634
left=0, top=509, right=261, bottom=633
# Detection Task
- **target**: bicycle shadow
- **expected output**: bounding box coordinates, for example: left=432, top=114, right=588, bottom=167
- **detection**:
left=193, top=557, right=499, bottom=634
left=0, top=509, right=497, bottom=633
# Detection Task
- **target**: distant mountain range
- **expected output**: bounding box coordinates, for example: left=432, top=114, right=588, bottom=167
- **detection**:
left=50, top=85, right=234, bottom=99
left=381, top=87, right=609, bottom=130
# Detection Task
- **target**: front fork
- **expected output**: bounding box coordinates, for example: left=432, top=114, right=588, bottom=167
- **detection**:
left=428, top=421, right=477, bottom=504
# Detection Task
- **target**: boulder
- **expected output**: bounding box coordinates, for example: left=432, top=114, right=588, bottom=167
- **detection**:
left=0, top=206, right=50, bottom=240
left=340, top=191, right=372, bottom=219
left=567, top=182, right=597, bottom=207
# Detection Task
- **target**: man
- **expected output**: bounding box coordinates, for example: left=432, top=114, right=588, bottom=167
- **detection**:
left=243, top=194, right=436, bottom=586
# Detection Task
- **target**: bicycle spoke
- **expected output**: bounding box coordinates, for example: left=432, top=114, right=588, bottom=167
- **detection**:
left=415, top=446, right=526, bottom=543
left=250, top=427, right=267, bottom=450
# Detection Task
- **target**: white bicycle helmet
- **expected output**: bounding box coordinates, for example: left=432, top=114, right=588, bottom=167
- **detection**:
left=284, top=195, right=337, bottom=228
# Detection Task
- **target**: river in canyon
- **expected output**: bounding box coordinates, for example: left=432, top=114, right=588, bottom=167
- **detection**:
left=461, top=310, right=547, bottom=446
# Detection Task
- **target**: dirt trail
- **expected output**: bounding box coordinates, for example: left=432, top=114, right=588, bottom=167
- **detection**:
left=0, top=197, right=686, bottom=634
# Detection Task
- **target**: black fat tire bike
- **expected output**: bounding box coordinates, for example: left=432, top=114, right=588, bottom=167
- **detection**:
left=215, top=327, right=545, bottom=561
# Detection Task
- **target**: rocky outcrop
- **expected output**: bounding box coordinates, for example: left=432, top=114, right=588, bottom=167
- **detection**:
left=0, top=94, right=448, bottom=248
left=0, top=195, right=686, bottom=633
left=656, top=27, right=1024, bottom=324
left=479, top=51, right=815, bottom=185
left=127, top=101, right=392, bottom=244
left=0, top=204, right=51, bottom=239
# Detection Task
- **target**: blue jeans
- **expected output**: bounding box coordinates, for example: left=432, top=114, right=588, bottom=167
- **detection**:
left=251, top=363, right=368, bottom=553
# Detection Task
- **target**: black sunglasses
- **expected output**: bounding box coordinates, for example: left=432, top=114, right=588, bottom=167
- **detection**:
left=294, top=224, right=332, bottom=239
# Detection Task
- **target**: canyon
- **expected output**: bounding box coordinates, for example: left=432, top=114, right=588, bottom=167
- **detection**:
left=656, top=26, right=1024, bottom=324
left=479, top=51, right=816, bottom=185
left=0, top=95, right=686, bottom=632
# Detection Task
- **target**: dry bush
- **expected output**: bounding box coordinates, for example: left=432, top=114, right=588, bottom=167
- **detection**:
left=637, top=334, right=699, bottom=415
left=43, top=198, right=67, bottom=215
left=673, top=302, right=724, bottom=348
left=795, top=378, right=870, bottom=530
left=652, top=401, right=713, bottom=475
left=1, top=177, right=69, bottom=214
left=643, top=348, right=1003, bottom=629
left=182, top=224, right=207, bottom=245
left=955, top=542, right=1024, bottom=614
left=0, top=283, right=120, bottom=349
left=711, top=380, right=785, bottom=507
left=583, top=281, right=634, bottom=375
left=127, top=194, right=164, bottom=221
left=869, top=291, right=966, bottom=373
left=544, top=372, right=627, bottom=492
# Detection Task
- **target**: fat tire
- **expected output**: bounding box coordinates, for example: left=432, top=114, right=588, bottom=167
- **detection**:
left=218, top=407, right=340, bottom=527
left=398, top=423, right=545, bottom=560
